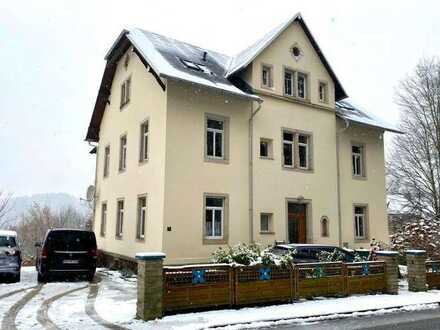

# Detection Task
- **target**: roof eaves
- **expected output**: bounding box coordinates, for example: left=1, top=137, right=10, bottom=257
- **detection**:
left=226, top=12, right=301, bottom=78
left=162, top=73, right=262, bottom=103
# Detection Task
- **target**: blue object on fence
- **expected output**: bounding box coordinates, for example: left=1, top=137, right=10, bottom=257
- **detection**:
left=432, top=263, right=438, bottom=273
left=314, top=265, right=324, bottom=278
left=192, top=269, right=206, bottom=284
left=259, top=267, right=271, bottom=281
left=362, top=263, right=370, bottom=276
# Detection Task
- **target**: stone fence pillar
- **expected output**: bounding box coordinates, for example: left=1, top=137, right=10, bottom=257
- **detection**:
left=406, top=250, right=427, bottom=292
left=376, top=251, right=399, bottom=294
left=136, top=252, right=166, bottom=321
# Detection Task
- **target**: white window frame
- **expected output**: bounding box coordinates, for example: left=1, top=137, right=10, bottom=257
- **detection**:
left=103, top=145, right=110, bottom=178
left=137, top=196, right=147, bottom=239
left=297, top=72, right=307, bottom=99
left=120, top=77, right=131, bottom=109
left=283, top=131, right=295, bottom=167
left=206, top=118, right=224, bottom=159
left=116, top=199, right=124, bottom=238
left=260, top=213, right=272, bottom=233
left=352, top=144, right=364, bottom=176
left=298, top=134, right=309, bottom=169
left=354, top=206, right=366, bottom=239
left=140, top=121, right=149, bottom=162
left=319, top=81, right=328, bottom=103
left=284, top=69, right=294, bottom=96
left=205, top=198, right=224, bottom=239
left=119, top=135, right=127, bottom=171
left=100, top=202, right=107, bottom=237
left=261, top=64, right=273, bottom=88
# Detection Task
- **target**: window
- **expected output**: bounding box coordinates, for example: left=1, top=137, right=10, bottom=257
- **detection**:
left=260, top=213, right=273, bottom=233
left=119, top=135, right=127, bottom=171
left=284, top=70, right=294, bottom=96
left=206, top=118, right=224, bottom=159
left=140, top=121, right=149, bottom=162
left=321, top=216, right=329, bottom=237
left=100, top=203, right=107, bottom=237
left=352, top=144, right=365, bottom=177
left=116, top=199, right=124, bottom=238
left=319, top=82, right=328, bottom=103
left=205, top=197, right=224, bottom=239
left=297, top=73, right=307, bottom=99
left=103, top=146, right=110, bottom=178
left=262, top=65, right=273, bottom=88
left=260, top=138, right=272, bottom=159
left=120, top=77, right=131, bottom=109
left=137, top=196, right=147, bottom=239
left=298, top=134, right=309, bottom=169
left=354, top=206, right=367, bottom=239
left=283, top=131, right=294, bottom=167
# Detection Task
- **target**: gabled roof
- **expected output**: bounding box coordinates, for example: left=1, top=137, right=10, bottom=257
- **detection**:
left=226, top=13, right=347, bottom=101
left=127, top=29, right=261, bottom=102
left=86, top=13, right=351, bottom=141
left=335, top=100, right=403, bottom=134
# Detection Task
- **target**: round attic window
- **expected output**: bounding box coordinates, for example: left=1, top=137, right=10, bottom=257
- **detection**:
left=290, top=44, right=303, bottom=61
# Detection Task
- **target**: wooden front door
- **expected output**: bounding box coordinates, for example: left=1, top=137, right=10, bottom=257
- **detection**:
left=287, top=203, right=307, bottom=243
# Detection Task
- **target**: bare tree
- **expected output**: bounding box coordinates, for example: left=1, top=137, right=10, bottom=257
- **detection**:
left=0, top=191, right=13, bottom=228
left=388, top=58, right=440, bottom=219
left=13, top=203, right=88, bottom=259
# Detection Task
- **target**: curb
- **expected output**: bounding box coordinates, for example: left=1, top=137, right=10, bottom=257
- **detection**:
left=207, top=301, right=440, bottom=329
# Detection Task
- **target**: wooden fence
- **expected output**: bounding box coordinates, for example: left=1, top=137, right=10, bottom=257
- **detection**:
left=162, top=261, right=386, bottom=313
left=426, top=261, right=440, bottom=289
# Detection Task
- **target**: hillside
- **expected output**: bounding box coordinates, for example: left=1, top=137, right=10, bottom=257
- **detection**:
left=3, top=193, right=90, bottom=225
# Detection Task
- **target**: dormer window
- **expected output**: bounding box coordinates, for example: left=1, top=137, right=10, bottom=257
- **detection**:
left=261, top=64, right=273, bottom=88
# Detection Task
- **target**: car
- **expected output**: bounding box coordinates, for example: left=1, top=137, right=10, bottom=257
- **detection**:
left=271, top=244, right=358, bottom=263
left=36, top=229, right=97, bottom=282
left=0, top=230, right=21, bottom=282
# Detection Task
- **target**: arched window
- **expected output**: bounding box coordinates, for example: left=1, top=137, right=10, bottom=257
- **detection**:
left=321, top=216, right=329, bottom=237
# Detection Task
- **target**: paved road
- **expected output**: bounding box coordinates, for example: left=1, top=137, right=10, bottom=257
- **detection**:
left=268, top=305, right=440, bottom=330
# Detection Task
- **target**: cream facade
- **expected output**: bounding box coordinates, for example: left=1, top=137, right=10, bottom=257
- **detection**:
left=86, top=14, right=397, bottom=264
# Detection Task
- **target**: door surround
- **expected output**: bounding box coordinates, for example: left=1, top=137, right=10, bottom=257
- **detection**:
left=285, top=198, right=313, bottom=243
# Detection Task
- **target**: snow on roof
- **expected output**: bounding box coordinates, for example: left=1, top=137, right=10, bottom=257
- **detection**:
left=126, top=29, right=261, bottom=102
left=227, top=13, right=301, bottom=77
left=336, top=100, right=403, bottom=134
left=0, top=230, right=17, bottom=237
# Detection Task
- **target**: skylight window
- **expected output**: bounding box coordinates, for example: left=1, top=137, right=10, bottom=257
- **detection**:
left=181, top=59, right=204, bottom=71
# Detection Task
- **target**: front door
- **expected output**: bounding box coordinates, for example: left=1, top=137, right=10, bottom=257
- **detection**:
left=287, top=203, right=307, bottom=243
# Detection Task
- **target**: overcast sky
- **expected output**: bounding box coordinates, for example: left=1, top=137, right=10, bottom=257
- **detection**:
left=1, top=0, right=439, bottom=198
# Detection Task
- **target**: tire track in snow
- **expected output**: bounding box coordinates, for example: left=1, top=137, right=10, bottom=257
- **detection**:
left=37, top=285, right=88, bottom=330
left=0, top=286, right=38, bottom=300
left=1, top=284, right=44, bottom=330
left=85, top=274, right=128, bottom=330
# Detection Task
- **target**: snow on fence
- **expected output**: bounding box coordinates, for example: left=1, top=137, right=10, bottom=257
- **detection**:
left=426, top=261, right=440, bottom=289
left=162, top=261, right=386, bottom=313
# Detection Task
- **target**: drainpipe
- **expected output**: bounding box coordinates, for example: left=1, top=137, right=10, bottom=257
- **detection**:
left=88, top=141, right=98, bottom=231
left=336, top=117, right=350, bottom=247
left=249, top=100, right=262, bottom=244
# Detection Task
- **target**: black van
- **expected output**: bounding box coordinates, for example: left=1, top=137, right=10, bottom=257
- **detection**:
left=36, top=229, right=97, bottom=282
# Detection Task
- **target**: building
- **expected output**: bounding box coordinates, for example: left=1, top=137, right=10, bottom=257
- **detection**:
left=85, top=13, right=401, bottom=265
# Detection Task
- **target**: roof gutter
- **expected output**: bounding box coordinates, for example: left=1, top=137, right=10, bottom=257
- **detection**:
left=162, top=74, right=262, bottom=102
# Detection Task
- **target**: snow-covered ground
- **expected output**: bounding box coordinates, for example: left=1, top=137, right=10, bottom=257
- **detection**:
left=0, top=267, right=439, bottom=329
